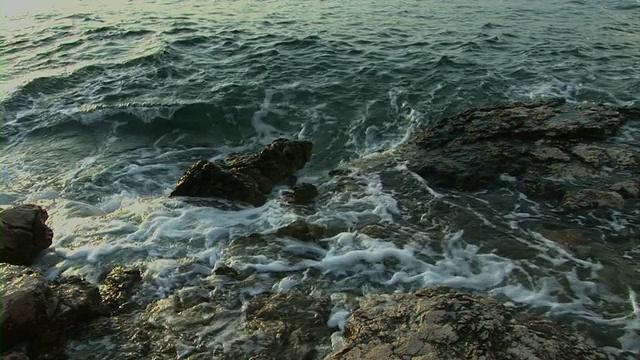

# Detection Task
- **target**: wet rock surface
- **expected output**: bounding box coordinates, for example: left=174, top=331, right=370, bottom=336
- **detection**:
left=329, top=286, right=607, bottom=360
left=98, top=266, right=143, bottom=314
left=275, top=219, right=327, bottom=242
left=0, top=205, right=53, bottom=265
left=399, top=98, right=640, bottom=210
left=0, top=264, right=103, bottom=354
left=238, top=291, right=332, bottom=360
left=66, top=288, right=332, bottom=360
left=170, top=138, right=313, bottom=206
left=283, top=182, right=319, bottom=204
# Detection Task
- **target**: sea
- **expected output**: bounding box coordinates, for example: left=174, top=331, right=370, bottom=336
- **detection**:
left=1, top=0, right=639, bottom=358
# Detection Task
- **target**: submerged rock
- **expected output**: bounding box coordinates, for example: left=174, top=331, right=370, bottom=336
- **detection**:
left=283, top=182, right=319, bottom=204
left=399, top=98, right=640, bottom=210
left=240, top=291, right=332, bottom=360
left=329, top=286, right=606, bottom=360
left=0, top=264, right=103, bottom=353
left=275, top=219, right=327, bottom=241
left=561, top=189, right=625, bottom=210
left=0, top=205, right=53, bottom=265
left=170, top=139, right=313, bottom=206
left=98, top=266, right=143, bottom=314
left=66, top=288, right=332, bottom=360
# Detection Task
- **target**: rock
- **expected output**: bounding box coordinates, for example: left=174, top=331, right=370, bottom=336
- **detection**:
left=0, top=264, right=103, bottom=352
left=213, top=264, right=240, bottom=277
left=284, top=182, right=319, bottom=204
left=0, top=264, right=56, bottom=350
left=69, top=287, right=332, bottom=360
left=170, top=139, right=313, bottom=206
left=399, top=98, right=640, bottom=210
left=0, top=205, right=53, bottom=265
left=241, top=291, right=332, bottom=360
left=98, top=266, right=143, bottom=314
left=50, top=276, right=103, bottom=327
left=561, top=189, right=625, bottom=210
left=610, top=179, right=640, bottom=198
left=275, top=220, right=326, bottom=241
left=570, top=145, right=609, bottom=167
left=328, top=286, right=606, bottom=360
left=537, top=228, right=587, bottom=251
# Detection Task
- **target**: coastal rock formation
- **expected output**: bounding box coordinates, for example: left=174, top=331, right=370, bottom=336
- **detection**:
left=67, top=288, right=332, bottom=359
left=329, top=286, right=606, bottom=360
left=0, top=264, right=103, bottom=352
left=399, top=98, right=640, bottom=210
left=98, top=266, right=143, bottom=314
left=239, top=291, right=332, bottom=360
left=275, top=219, right=327, bottom=241
left=0, top=205, right=53, bottom=265
left=283, top=182, right=319, bottom=204
left=170, top=139, right=313, bottom=206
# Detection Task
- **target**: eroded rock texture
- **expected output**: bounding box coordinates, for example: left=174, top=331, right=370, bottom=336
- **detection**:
left=170, top=139, right=313, bottom=206
left=329, top=286, right=606, bottom=360
left=400, top=98, right=640, bottom=210
left=0, top=205, right=53, bottom=265
left=66, top=288, right=332, bottom=360
left=0, top=264, right=103, bottom=353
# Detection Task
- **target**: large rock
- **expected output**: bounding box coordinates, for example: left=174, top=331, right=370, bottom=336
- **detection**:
left=0, top=264, right=103, bottom=352
left=329, top=286, right=606, bottom=360
left=170, top=139, right=313, bottom=206
left=66, top=288, right=332, bottom=359
left=399, top=98, right=640, bottom=210
left=0, top=205, right=53, bottom=265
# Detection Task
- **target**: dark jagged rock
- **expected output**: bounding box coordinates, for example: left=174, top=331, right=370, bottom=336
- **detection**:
left=50, top=276, right=103, bottom=327
left=98, top=266, right=143, bottom=314
left=0, top=205, right=53, bottom=265
left=329, top=286, right=606, bottom=360
left=170, top=139, right=313, bottom=206
left=0, top=265, right=55, bottom=351
left=399, top=98, right=640, bottom=210
left=283, top=182, right=319, bottom=204
left=0, top=264, right=103, bottom=353
left=275, top=219, right=326, bottom=241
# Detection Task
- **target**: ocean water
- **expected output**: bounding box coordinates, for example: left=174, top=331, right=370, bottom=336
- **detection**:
left=1, top=0, right=639, bottom=358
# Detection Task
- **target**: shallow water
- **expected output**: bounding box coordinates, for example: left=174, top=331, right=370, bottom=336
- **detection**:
left=1, top=0, right=639, bottom=358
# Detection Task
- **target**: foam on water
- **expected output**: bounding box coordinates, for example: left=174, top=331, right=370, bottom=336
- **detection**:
left=37, top=194, right=294, bottom=287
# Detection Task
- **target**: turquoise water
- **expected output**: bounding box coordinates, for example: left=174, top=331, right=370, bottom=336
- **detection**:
left=1, top=0, right=639, bottom=358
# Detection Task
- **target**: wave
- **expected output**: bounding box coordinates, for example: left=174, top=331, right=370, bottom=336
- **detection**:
left=0, top=93, right=278, bottom=149
left=170, top=35, right=211, bottom=47
left=84, top=26, right=154, bottom=40
left=275, top=35, right=321, bottom=50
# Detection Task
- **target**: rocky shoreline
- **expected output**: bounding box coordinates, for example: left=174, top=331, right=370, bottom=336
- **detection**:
left=2, top=98, right=638, bottom=359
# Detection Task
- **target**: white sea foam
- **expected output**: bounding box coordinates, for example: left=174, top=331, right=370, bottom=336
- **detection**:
left=251, top=89, right=282, bottom=142
left=25, top=187, right=59, bottom=203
